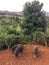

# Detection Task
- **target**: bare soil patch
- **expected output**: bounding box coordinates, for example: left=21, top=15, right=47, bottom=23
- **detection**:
left=0, top=44, right=49, bottom=65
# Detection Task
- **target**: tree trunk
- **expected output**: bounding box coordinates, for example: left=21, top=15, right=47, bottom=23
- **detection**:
left=8, top=45, right=10, bottom=49
left=44, top=40, right=47, bottom=47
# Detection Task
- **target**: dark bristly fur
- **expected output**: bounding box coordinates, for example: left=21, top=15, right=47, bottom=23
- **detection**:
left=14, top=45, right=23, bottom=57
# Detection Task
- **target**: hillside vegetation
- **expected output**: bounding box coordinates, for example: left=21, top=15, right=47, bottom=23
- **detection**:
left=0, top=0, right=49, bottom=49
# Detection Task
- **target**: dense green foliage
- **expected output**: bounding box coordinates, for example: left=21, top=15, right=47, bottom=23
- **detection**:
left=0, top=16, right=22, bottom=49
left=0, top=1, right=49, bottom=49
left=23, top=1, right=46, bottom=33
left=22, top=0, right=47, bottom=44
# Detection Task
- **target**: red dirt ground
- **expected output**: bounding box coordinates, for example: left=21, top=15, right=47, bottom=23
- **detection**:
left=0, top=44, right=49, bottom=65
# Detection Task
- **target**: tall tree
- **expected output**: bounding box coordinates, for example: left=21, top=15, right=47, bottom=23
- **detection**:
left=22, top=0, right=46, bottom=36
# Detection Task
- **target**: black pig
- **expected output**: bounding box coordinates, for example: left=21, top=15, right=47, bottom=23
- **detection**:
left=33, top=46, right=38, bottom=58
left=11, top=45, right=18, bottom=53
left=14, top=45, right=23, bottom=57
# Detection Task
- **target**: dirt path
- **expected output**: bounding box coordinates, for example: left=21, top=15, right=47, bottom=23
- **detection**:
left=0, top=44, right=49, bottom=65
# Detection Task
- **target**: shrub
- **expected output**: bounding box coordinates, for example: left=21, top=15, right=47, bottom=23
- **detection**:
left=33, top=31, right=46, bottom=45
